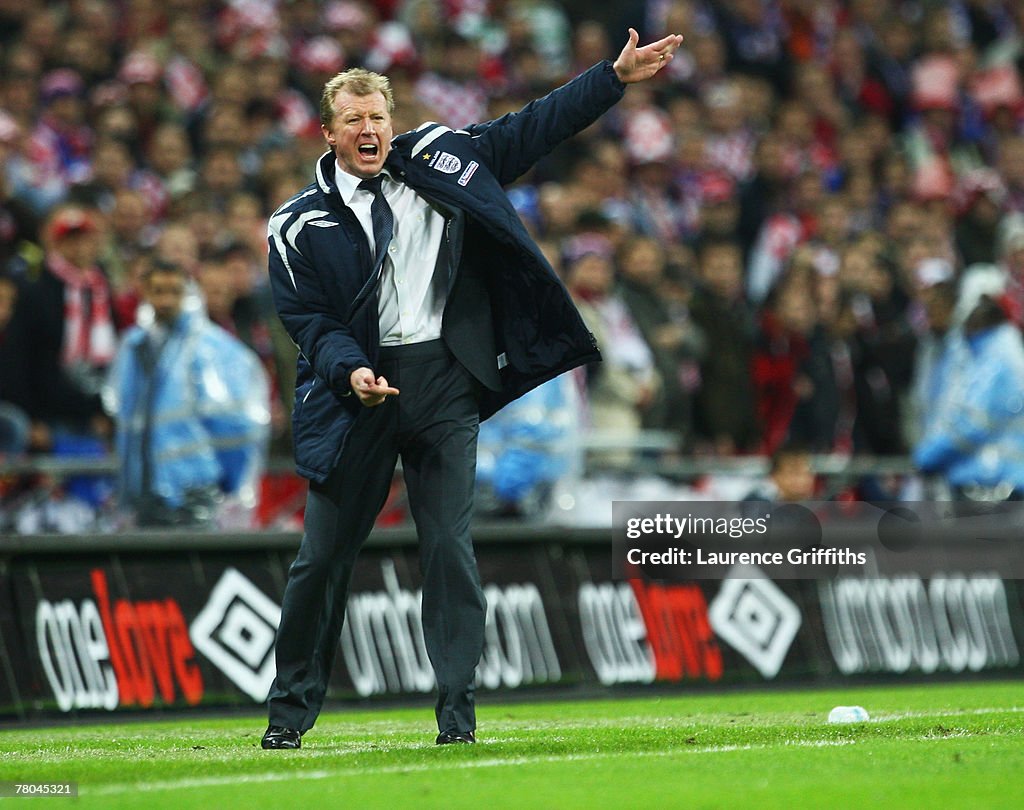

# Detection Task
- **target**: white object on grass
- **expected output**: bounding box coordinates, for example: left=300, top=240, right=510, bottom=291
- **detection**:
left=828, top=705, right=869, bottom=723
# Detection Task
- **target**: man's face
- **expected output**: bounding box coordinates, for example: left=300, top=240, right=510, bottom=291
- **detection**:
left=568, top=253, right=614, bottom=296
left=144, top=270, right=186, bottom=325
left=620, top=240, right=663, bottom=285
left=198, top=263, right=236, bottom=321
left=149, top=126, right=191, bottom=175
left=700, top=246, right=742, bottom=301
left=53, top=230, right=100, bottom=269
left=773, top=456, right=815, bottom=502
left=921, top=286, right=955, bottom=333
left=322, top=89, right=393, bottom=179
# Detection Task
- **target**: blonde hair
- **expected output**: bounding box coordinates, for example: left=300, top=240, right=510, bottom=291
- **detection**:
left=320, top=68, right=394, bottom=126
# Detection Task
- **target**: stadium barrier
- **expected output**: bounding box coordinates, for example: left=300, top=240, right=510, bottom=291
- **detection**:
left=0, top=446, right=917, bottom=479
left=1, top=525, right=1020, bottom=720
left=0, top=447, right=915, bottom=531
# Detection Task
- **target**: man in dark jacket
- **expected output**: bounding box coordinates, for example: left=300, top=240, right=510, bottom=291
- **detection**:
left=13, top=206, right=115, bottom=444
left=262, top=28, right=683, bottom=749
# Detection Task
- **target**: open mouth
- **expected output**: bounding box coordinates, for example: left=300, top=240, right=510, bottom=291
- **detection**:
left=358, top=144, right=379, bottom=158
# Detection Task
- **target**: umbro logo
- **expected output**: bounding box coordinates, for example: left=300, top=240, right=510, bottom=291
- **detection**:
left=308, top=220, right=338, bottom=228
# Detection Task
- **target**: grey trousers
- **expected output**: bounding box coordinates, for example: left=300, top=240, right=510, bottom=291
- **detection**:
left=267, top=339, right=486, bottom=735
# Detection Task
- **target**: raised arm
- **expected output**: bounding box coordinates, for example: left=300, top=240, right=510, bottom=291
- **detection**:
left=464, top=28, right=683, bottom=186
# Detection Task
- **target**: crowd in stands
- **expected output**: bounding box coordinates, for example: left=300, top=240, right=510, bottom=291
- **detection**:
left=2, top=0, right=1024, bottom=525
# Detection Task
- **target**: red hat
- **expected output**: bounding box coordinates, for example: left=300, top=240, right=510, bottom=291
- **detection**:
left=51, top=208, right=98, bottom=240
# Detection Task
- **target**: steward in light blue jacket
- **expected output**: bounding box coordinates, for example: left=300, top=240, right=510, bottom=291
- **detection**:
left=914, top=297, right=1024, bottom=497
left=106, top=296, right=269, bottom=526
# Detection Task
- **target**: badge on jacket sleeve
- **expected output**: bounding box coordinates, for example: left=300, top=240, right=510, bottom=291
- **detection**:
left=429, top=152, right=462, bottom=174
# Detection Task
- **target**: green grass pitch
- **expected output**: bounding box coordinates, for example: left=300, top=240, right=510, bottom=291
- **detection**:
left=1, top=681, right=1021, bottom=808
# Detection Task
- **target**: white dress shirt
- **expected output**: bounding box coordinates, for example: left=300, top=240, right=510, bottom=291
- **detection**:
left=335, top=164, right=447, bottom=345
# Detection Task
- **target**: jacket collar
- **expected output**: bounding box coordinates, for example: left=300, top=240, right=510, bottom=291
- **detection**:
left=315, top=151, right=336, bottom=195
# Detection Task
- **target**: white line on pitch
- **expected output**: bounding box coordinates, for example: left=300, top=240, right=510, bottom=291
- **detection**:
left=86, top=738, right=857, bottom=797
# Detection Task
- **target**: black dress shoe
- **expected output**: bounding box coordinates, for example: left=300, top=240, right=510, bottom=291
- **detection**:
left=261, top=725, right=301, bottom=749
left=435, top=730, right=476, bottom=745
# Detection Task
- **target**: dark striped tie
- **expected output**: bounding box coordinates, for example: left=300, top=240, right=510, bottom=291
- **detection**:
left=358, top=175, right=394, bottom=277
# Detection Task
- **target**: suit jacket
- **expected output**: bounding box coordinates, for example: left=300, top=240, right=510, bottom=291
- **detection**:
left=268, top=61, right=624, bottom=482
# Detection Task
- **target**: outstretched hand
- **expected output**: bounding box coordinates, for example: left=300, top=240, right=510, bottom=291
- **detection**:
left=612, top=28, right=685, bottom=84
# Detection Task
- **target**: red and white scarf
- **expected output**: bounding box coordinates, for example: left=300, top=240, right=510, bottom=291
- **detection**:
left=47, top=251, right=116, bottom=368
